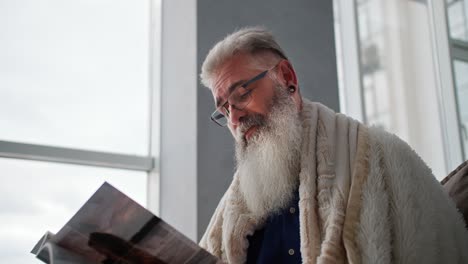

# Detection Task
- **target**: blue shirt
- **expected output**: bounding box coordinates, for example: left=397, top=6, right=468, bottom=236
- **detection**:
left=246, top=190, right=302, bottom=264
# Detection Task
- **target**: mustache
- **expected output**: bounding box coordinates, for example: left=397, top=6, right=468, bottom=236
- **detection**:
left=238, top=113, right=267, bottom=135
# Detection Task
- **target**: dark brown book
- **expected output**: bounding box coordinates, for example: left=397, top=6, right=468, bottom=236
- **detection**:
left=31, top=182, right=221, bottom=264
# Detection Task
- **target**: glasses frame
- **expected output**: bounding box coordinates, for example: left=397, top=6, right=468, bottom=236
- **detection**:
left=210, top=63, right=279, bottom=127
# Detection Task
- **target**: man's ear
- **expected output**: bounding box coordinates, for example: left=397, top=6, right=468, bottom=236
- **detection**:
left=277, top=60, right=298, bottom=88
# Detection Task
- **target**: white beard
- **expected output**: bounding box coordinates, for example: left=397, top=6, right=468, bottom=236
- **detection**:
left=235, top=87, right=302, bottom=218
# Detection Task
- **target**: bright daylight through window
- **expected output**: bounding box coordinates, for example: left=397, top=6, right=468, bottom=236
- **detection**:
left=0, top=1, right=157, bottom=263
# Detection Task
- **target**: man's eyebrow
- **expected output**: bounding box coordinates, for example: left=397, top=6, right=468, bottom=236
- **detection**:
left=215, top=79, right=246, bottom=108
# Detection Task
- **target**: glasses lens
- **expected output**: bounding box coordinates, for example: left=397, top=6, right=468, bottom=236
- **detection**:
left=230, top=88, right=252, bottom=109
left=211, top=109, right=228, bottom=126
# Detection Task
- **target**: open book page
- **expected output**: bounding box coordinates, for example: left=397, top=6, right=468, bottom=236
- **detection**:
left=31, top=232, right=96, bottom=264
left=32, top=182, right=220, bottom=264
left=31, top=231, right=54, bottom=256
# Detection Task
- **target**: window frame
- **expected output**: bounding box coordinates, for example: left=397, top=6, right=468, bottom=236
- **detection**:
left=0, top=0, right=162, bottom=212
left=335, top=0, right=465, bottom=174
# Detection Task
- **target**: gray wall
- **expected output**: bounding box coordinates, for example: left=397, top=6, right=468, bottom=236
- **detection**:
left=196, top=0, right=338, bottom=240
left=159, top=0, right=337, bottom=242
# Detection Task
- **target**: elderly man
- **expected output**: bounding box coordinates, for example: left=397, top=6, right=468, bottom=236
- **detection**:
left=198, top=27, right=468, bottom=264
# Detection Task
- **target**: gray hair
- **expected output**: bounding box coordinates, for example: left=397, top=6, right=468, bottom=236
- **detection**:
left=200, top=26, right=288, bottom=89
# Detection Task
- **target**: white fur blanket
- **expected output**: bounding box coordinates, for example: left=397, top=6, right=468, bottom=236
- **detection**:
left=199, top=99, right=468, bottom=264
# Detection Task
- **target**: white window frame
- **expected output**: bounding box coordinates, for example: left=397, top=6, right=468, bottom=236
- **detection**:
left=335, top=0, right=465, bottom=174
left=429, top=0, right=465, bottom=170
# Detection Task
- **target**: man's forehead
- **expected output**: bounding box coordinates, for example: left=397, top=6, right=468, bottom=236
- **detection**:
left=213, top=79, right=247, bottom=107
left=211, top=57, right=253, bottom=106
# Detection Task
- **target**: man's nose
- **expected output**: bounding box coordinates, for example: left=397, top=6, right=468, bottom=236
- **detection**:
left=227, top=105, right=247, bottom=126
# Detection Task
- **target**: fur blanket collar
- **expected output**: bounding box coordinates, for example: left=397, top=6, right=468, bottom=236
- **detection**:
left=200, top=99, right=468, bottom=264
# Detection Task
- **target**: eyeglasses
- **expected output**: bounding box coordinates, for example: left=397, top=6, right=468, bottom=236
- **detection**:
left=210, top=65, right=277, bottom=127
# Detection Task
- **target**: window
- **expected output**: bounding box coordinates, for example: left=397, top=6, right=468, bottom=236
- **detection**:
left=0, top=1, right=160, bottom=263
left=453, top=60, right=468, bottom=158
left=447, top=0, right=468, bottom=159
left=355, top=0, right=447, bottom=178
left=334, top=0, right=462, bottom=179
left=0, top=158, right=147, bottom=264
left=447, top=0, right=468, bottom=41
left=335, top=0, right=466, bottom=177
left=0, top=0, right=150, bottom=155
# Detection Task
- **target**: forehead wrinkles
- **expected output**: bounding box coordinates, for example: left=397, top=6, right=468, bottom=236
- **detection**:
left=211, top=53, right=263, bottom=104
left=213, top=53, right=255, bottom=82
left=212, top=67, right=251, bottom=106
left=212, top=69, right=232, bottom=99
